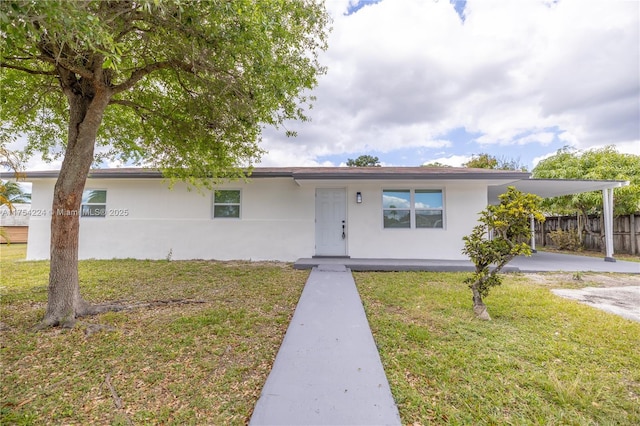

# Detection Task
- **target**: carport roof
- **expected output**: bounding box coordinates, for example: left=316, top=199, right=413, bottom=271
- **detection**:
left=489, top=178, right=629, bottom=203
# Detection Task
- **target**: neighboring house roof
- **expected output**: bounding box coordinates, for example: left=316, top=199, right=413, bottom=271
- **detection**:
left=0, top=203, right=31, bottom=227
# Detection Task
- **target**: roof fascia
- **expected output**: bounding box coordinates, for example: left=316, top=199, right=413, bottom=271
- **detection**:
left=4, top=169, right=296, bottom=181
left=292, top=171, right=530, bottom=181
left=294, top=178, right=526, bottom=188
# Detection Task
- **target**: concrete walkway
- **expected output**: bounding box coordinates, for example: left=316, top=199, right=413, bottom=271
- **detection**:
left=250, top=264, right=401, bottom=426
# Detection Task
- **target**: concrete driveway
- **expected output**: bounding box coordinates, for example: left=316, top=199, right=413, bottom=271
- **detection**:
left=509, top=251, right=640, bottom=273
left=551, top=286, right=640, bottom=323
left=516, top=253, right=640, bottom=324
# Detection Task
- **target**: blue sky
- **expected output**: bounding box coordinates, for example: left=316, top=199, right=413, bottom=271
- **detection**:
left=256, top=0, right=639, bottom=170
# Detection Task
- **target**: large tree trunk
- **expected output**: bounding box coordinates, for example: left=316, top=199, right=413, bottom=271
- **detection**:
left=42, top=83, right=111, bottom=328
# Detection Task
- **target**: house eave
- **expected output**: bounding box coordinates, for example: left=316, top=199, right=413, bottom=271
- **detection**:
left=3, top=167, right=532, bottom=182
left=291, top=167, right=530, bottom=181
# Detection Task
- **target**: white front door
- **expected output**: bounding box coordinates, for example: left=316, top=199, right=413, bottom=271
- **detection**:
left=315, top=188, right=347, bottom=256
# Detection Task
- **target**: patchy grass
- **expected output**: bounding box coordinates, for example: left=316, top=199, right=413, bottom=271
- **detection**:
left=1, top=255, right=307, bottom=425
left=356, top=272, right=640, bottom=425
left=4, top=248, right=639, bottom=425
left=0, top=243, right=27, bottom=262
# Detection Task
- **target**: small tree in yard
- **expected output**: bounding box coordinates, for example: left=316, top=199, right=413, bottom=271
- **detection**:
left=462, top=187, right=544, bottom=320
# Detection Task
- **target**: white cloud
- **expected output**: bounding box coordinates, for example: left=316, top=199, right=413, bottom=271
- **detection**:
left=422, top=154, right=471, bottom=167
left=262, top=0, right=639, bottom=165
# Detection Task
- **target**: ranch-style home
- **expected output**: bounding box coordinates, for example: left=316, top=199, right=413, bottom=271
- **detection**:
left=18, top=167, right=626, bottom=262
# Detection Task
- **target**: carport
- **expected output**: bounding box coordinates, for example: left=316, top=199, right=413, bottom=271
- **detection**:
left=489, top=178, right=630, bottom=262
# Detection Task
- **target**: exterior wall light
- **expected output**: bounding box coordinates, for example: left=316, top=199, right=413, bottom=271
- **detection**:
left=356, top=192, right=362, bottom=203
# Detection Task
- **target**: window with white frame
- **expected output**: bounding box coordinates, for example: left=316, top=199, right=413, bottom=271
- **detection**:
left=213, top=190, right=241, bottom=218
left=81, top=189, right=107, bottom=217
left=383, top=189, right=443, bottom=229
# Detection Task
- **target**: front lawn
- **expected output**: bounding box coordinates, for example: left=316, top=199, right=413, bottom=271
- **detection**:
left=1, top=255, right=307, bottom=425
left=0, top=243, right=27, bottom=262
left=356, top=271, right=640, bottom=425
left=3, top=249, right=639, bottom=425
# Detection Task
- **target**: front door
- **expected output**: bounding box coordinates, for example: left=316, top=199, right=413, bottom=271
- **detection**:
left=315, top=188, right=347, bottom=256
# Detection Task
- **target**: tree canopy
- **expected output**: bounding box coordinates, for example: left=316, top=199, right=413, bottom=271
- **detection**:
left=0, top=0, right=330, bottom=328
left=422, top=161, right=452, bottom=168
left=532, top=146, right=640, bottom=216
left=346, top=155, right=380, bottom=167
left=1, top=0, right=330, bottom=181
left=463, top=153, right=527, bottom=172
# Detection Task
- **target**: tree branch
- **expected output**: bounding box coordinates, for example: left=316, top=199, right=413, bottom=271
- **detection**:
left=111, top=61, right=175, bottom=94
left=108, top=99, right=145, bottom=109
left=0, top=62, right=56, bottom=76
left=37, top=54, right=94, bottom=80
left=109, top=98, right=180, bottom=127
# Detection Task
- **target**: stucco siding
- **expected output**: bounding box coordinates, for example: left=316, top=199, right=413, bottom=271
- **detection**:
left=345, top=182, right=486, bottom=260
left=26, top=176, right=490, bottom=261
left=26, top=178, right=316, bottom=261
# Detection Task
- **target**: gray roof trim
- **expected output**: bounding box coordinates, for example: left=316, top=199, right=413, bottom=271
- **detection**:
left=5, top=167, right=531, bottom=181
left=3, top=168, right=295, bottom=179
left=291, top=169, right=529, bottom=180
left=290, top=167, right=530, bottom=180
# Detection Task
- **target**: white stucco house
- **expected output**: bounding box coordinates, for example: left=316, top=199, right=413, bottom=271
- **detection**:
left=15, top=167, right=627, bottom=262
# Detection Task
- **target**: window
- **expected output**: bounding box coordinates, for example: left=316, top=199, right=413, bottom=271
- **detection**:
left=81, top=189, right=107, bottom=217
left=213, top=190, right=241, bottom=218
left=383, top=189, right=443, bottom=229
left=414, top=190, right=443, bottom=228
left=382, top=190, right=411, bottom=228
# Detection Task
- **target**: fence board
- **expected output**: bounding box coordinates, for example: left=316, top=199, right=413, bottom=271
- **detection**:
left=535, top=213, right=639, bottom=255
left=0, top=226, right=29, bottom=244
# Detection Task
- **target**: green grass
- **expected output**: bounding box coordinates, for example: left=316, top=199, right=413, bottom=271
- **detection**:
left=356, top=271, right=640, bottom=425
left=3, top=246, right=639, bottom=424
left=1, top=252, right=308, bottom=425
left=0, top=243, right=27, bottom=262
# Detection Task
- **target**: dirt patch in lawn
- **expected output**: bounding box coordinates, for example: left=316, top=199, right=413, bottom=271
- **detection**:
left=550, top=286, right=640, bottom=323
left=524, top=272, right=640, bottom=323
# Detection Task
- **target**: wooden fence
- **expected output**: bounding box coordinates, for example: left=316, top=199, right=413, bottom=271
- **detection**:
left=0, top=226, right=28, bottom=244
left=535, top=213, right=639, bottom=255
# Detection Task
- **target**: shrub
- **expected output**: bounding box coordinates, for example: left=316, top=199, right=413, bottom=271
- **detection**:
left=548, top=229, right=582, bottom=251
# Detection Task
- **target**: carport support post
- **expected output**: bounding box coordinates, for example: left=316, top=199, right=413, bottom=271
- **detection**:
left=530, top=215, right=537, bottom=253
left=603, top=188, right=615, bottom=262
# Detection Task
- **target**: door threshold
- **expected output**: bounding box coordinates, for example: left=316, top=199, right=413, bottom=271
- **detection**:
left=312, top=255, right=351, bottom=259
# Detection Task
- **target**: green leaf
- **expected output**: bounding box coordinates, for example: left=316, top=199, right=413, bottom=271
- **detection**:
left=1, top=0, right=331, bottom=185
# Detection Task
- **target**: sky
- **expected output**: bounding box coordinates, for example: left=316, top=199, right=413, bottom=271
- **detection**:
left=257, top=0, right=640, bottom=169
left=9, top=0, right=640, bottom=172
